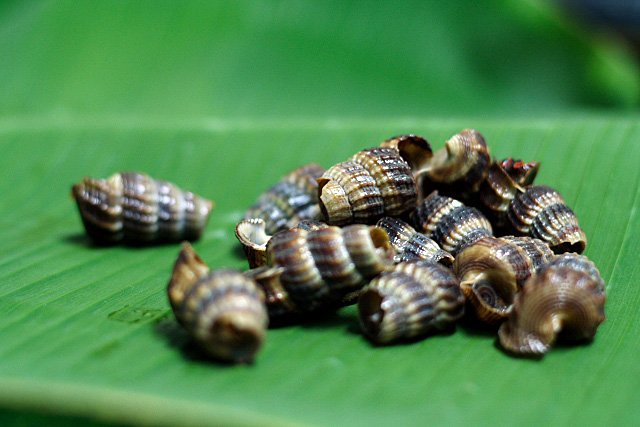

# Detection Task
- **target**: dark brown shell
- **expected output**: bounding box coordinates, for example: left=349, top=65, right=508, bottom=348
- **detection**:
left=478, top=161, right=524, bottom=228
left=508, top=185, right=587, bottom=254
left=265, top=224, right=395, bottom=313
left=318, top=148, right=417, bottom=226
left=380, top=134, right=433, bottom=173
left=358, top=260, right=464, bottom=344
left=453, top=236, right=547, bottom=324
left=500, top=158, right=540, bottom=187
left=412, top=191, right=493, bottom=256
left=420, top=129, right=491, bottom=200
left=245, top=163, right=325, bottom=234
left=167, top=244, right=268, bottom=363
left=498, top=253, right=606, bottom=356
left=72, top=172, right=213, bottom=244
left=376, top=217, right=454, bottom=266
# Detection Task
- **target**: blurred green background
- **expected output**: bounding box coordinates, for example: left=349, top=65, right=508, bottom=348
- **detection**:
left=1, top=0, right=638, bottom=120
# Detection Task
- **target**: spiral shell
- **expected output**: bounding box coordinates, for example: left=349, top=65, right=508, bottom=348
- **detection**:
left=453, top=236, right=554, bottom=324
left=358, top=260, right=464, bottom=344
left=498, top=253, right=606, bottom=356
left=245, top=163, right=325, bottom=234
left=167, top=244, right=268, bottom=363
left=318, top=148, right=417, bottom=226
left=508, top=185, right=587, bottom=254
left=501, top=158, right=539, bottom=187
left=478, top=161, right=525, bottom=228
left=379, top=134, right=433, bottom=173
left=412, top=191, right=493, bottom=256
left=420, top=129, right=491, bottom=200
left=265, top=224, right=395, bottom=313
left=72, top=172, right=213, bottom=244
left=376, top=217, right=454, bottom=266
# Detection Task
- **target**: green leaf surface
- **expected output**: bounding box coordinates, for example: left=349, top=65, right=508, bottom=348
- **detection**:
left=1, top=1, right=640, bottom=426
left=0, top=117, right=639, bottom=426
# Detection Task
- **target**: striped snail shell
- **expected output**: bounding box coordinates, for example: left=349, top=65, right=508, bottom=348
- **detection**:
left=500, top=158, right=539, bottom=187
left=453, top=236, right=554, bottom=324
left=358, top=260, right=464, bottom=344
left=508, top=185, right=587, bottom=254
left=412, top=191, right=493, bottom=256
left=235, top=218, right=329, bottom=269
left=245, top=163, right=325, bottom=235
left=265, top=224, right=395, bottom=313
left=318, top=147, right=418, bottom=226
left=379, top=134, right=433, bottom=173
left=478, top=160, right=527, bottom=229
left=72, top=172, right=213, bottom=245
left=167, top=243, right=268, bottom=363
left=419, top=129, right=491, bottom=201
left=376, top=217, right=454, bottom=266
left=498, top=253, right=606, bottom=356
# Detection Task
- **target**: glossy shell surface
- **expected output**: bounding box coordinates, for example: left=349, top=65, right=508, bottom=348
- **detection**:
left=167, top=244, right=268, bottom=363
left=376, top=217, right=453, bottom=266
left=72, top=172, right=213, bottom=244
left=498, top=253, right=606, bottom=356
left=358, top=260, right=464, bottom=344
left=245, top=163, right=325, bottom=234
left=508, top=185, right=587, bottom=253
left=318, top=148, right=417, bottom=226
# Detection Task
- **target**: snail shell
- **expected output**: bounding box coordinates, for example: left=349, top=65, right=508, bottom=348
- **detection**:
left=318, top=147, right=417, bottom=226
left=412, top=191, right=493, bottom=256
left=453, top=236, right=554, bottom=324
left=245, top=163, right=325, bottom=235
left=508, top=185, right=587, bottom=254
left=379, top=134, right=433, bottom=173
left=72, top=172, right=213, bottom=244
left=265, top=224, right=395, bottom=313
left=498, top=253, right=606, bottom=356
left=500, top=158, right=539, bottom=187
left=167, top=243, right=268, bottom=363
left=376, top=217, right=454, bottom=266
left=478, top=161, right=525, bottom=229
left=358, top=260, right=464, bottom=344
left=420, top=129, right=491, bottom=201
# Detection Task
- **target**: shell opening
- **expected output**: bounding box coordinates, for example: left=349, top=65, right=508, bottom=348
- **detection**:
left=209, top=314, right=264, bottom=364
left=317, top=177, right=351, bottom=225
left=553, top=240, right=586, bottom=255
left=358, top=289, right=385, bottom=340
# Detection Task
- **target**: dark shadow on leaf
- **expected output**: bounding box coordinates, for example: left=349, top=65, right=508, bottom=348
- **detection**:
left=61, top=232, right=192, bottom=250
left=457, top=312, right=500, bottom=338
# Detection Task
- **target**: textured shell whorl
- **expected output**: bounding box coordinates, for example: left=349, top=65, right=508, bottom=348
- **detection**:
left=508, top=185, right=587, bottom=254
left=358, top=260, right=464, bottom=344
left=498, top=253, right=606, bottom=356
left=72, top=172, right=213, bottom=244
left=318, top=148, right=417, bottom=226
left=376, top=217, right=453, bottom=266
left=412, top=191, right=492, bottom=256
left=245, top=163, right=325, bottom=234
left=167, top=244, right=268, bottom=363
left=265, top=224, right=395, bottom=313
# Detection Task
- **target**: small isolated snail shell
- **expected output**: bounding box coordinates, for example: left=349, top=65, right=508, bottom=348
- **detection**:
left=245, top=163, right=325, bottom=235
left=508, top=185, right=587, bottom=254
left=358, top=260, right=464, bottom=344
left=265, top=224, right=395, bottom=313
left=167, top=243, right=268, bottom=363
left=318, top=147, right=418, bottom=226
left=453, top=236, right=555, bottom=324
left=498, top=253, right=606, bottom=356
left=412, top=191, right=493, bottom=256
left=419, top=129, right=491, bottom=201
left=376, top=217, right=454, bottom=266
left=72, top=172, right=213, bottom=244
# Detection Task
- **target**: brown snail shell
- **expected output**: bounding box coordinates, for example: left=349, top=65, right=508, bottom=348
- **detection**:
left=265, top=224, right=395, bottom=313
left=478, top=161, right=525, bottom=229
left=318, top=147, right=417, bottom=226
left=379, top=134, right=433, bottom=173
left=412, top=191, right=493, bottom=256
left=500, top=158, right=540, bottom=187
left=376, top=217, right=454, bottom=266
left=167, top=243, right=268, bottom=363
left=245, top=163, right=325, bottom=235
left=72, top=172, right=213, bottom=244
left=508, top=185, right=587, bottom=254
left=453, top=236, right=553, bottom=324
left=419, top=129, right=491, bottom=201
left=358, top=260, right=464, bottom=344
left=498, top=253, right=606, bottom=356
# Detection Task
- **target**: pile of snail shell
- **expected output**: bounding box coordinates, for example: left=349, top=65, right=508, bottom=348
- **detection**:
left=73, top=130, right=606, bottom=364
